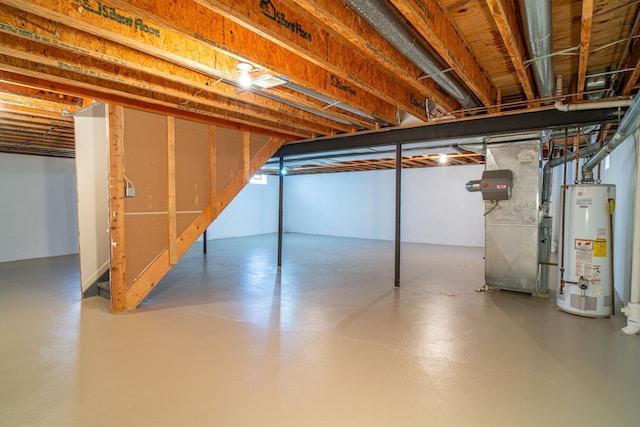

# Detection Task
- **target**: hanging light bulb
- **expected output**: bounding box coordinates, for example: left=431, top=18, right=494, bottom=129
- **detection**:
left=237, top=62, right=252, bottom=88
left=439, top=153, right=448, bottom=164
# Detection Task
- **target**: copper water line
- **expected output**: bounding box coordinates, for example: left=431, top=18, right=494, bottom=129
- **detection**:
left=560, top=128, right=569, bottom=293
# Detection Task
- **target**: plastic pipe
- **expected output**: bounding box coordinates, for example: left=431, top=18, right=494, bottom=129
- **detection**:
left=554, top=99, right=633, bottom=112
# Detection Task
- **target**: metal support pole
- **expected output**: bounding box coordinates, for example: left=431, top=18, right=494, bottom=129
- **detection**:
left=277, top=155, right=284, bottom=268
left=395, top=143, right=402, bottom=287
left=203, top=229, right=207, bottom=255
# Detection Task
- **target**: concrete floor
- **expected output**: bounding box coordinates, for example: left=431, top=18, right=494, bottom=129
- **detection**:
left=1, top=233, right=639, bottom=426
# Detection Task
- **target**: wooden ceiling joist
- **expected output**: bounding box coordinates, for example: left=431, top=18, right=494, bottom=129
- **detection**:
left=4, top=0, right=398, bottom=127
left=390, top=0, right=497, bottom=107
left=194, top=0, right=436, bottom=120
left=577, top=0, right=595, bottom=101
left=623, top=16, right=640, bottom=95
left=0, top=115, right=73, bottom=131
left=0, top=90, right=76, bottom=114
left=273, top=0, right=461, bottom=113
left=485, top=0, right=536, bottom=101
left=0, top=62, right=300, bottom=141
left=73, top=0, right=399, bottom=125
left=0, top=5, right=358, bottom=136
left=0, top=0, right=637, bottom=163
left=0, top=123, right=73, bottom=138
left=0, top=43, right=314, bottom=139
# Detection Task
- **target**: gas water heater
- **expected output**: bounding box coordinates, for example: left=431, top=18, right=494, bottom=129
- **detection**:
left=557, top=184, right=615, bottom=317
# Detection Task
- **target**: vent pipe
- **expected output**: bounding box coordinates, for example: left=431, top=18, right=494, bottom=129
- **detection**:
left=540, top=142, right=601, bottom=216
left=520, top=0, right=554, bottom=98
left=344, top=0, right=479, bottom=109
left=581, top=95, right=640, bottom=182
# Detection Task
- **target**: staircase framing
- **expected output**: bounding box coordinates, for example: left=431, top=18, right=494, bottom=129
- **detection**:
left=108, top=104, right=284, bottom=312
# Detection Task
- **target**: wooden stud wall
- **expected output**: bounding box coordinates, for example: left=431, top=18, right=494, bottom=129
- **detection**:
left=108, top=106, right=285, bottom=312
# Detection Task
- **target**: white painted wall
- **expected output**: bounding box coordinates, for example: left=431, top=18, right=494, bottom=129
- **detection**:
left=284, top=164, right=485, bottom=247
left=0, top=153, right=78, bottom=262
left=601, top=129, right=638, bottom=303
left=401, top=166, right=485, bottom=246
left=284, top=169, right=396, bottom=241
left=74, top=103, right=110, bottom=293
left=206, top=175, right=280, bottom=239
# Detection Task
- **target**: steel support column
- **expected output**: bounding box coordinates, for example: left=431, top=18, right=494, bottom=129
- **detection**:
left=277, top=155, right=284, bottom=268
left=203, top=229, right=207, bottom=255
left=395, top=143, right=402, bottom=287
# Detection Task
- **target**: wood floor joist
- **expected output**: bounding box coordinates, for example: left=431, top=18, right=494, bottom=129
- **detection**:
left=485, top=0, right=536, bottom=101
left=7, top=0, right=399, bottom=125
left=281, top=0, right=460, bottom=113
left=0, top=58, right=305, bottom=140
left=198, top=0, right=458, bottom=116
left=577, top=0, right=595, bottom=101
left=0, top=5, right=356, bottom=136
left=390, top=0, right=496, bottom=107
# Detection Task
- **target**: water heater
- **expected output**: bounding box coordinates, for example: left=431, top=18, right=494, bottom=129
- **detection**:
left=557, top=184, right=615, bottom=316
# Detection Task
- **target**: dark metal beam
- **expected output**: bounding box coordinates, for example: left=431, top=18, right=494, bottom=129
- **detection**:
left=275, top=108, right=625, bottom=157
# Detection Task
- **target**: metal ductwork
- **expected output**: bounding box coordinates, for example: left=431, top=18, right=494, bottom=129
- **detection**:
left=540, top=142, right=602, bottom=215
left=344, top=0, right=479, bottom=109
left=520, top=0, right=554, bottom=99
left=581, top=94, right=640, bottom=182
left=284, top=81, right=387, bottom=125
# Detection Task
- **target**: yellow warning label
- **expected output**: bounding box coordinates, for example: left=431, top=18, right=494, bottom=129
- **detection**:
left=593, top=239, right=607, bottom=257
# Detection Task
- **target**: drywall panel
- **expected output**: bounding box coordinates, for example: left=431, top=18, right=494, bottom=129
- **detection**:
left=250, top=133, right=270, bottom=158
left=206, top=175, right=279, bottom=239
left=175, top=118, right=209, bottom=234
left=216, top=127, right=243, bottom=193
left=0, top=153, right=78, bottom=262
left=122, top=108, right=168, bottom=287
left=74, top=102, right=109, bottom=293
left=284, top=165, right=485, bottom=247
left=601, top=129, right=638, bottom=303
left=124, top=214, right=169, bottom=285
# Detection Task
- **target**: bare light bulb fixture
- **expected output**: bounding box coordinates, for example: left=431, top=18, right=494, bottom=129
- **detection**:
left=439, top=153, right=448, bottom=164
left=237, top=62, right=253, bottom=88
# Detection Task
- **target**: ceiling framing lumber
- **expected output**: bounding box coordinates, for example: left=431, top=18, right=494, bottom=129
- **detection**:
left=194, top=0, right=436, bottom=120
left=4, top=0, right=398, bottom=125
left=623, top=44, right=640, bottom=95
left=0, top=0, right=638, bottom=164
left=0, top=35, right=334, bottom=137
left=88, top=0, right=398, bottom=125
left=0, top=63, right=299, bottom=140
left=577, top=0, right=595, bottom=101
left=485, top=0, right=536, bottom=101
left=262, top=0, right=461, bottom=113
left=623, top=16, right=640, bottom=95
left=0, top=89, right=77, bottom=114
left=389, top=0, right=496, bottom=107
left=0, top=4, right=356, bottom=135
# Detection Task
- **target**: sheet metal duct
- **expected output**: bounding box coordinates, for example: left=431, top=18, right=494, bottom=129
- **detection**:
left=520, top=0, right=554, bottom=99
left=483, top=141, right=545, bottom=294
left=581, top=94, right=640, bottom=182
left=284, top=81, right=386, bottom=124
left=344, top=0, right=479, bottom=109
